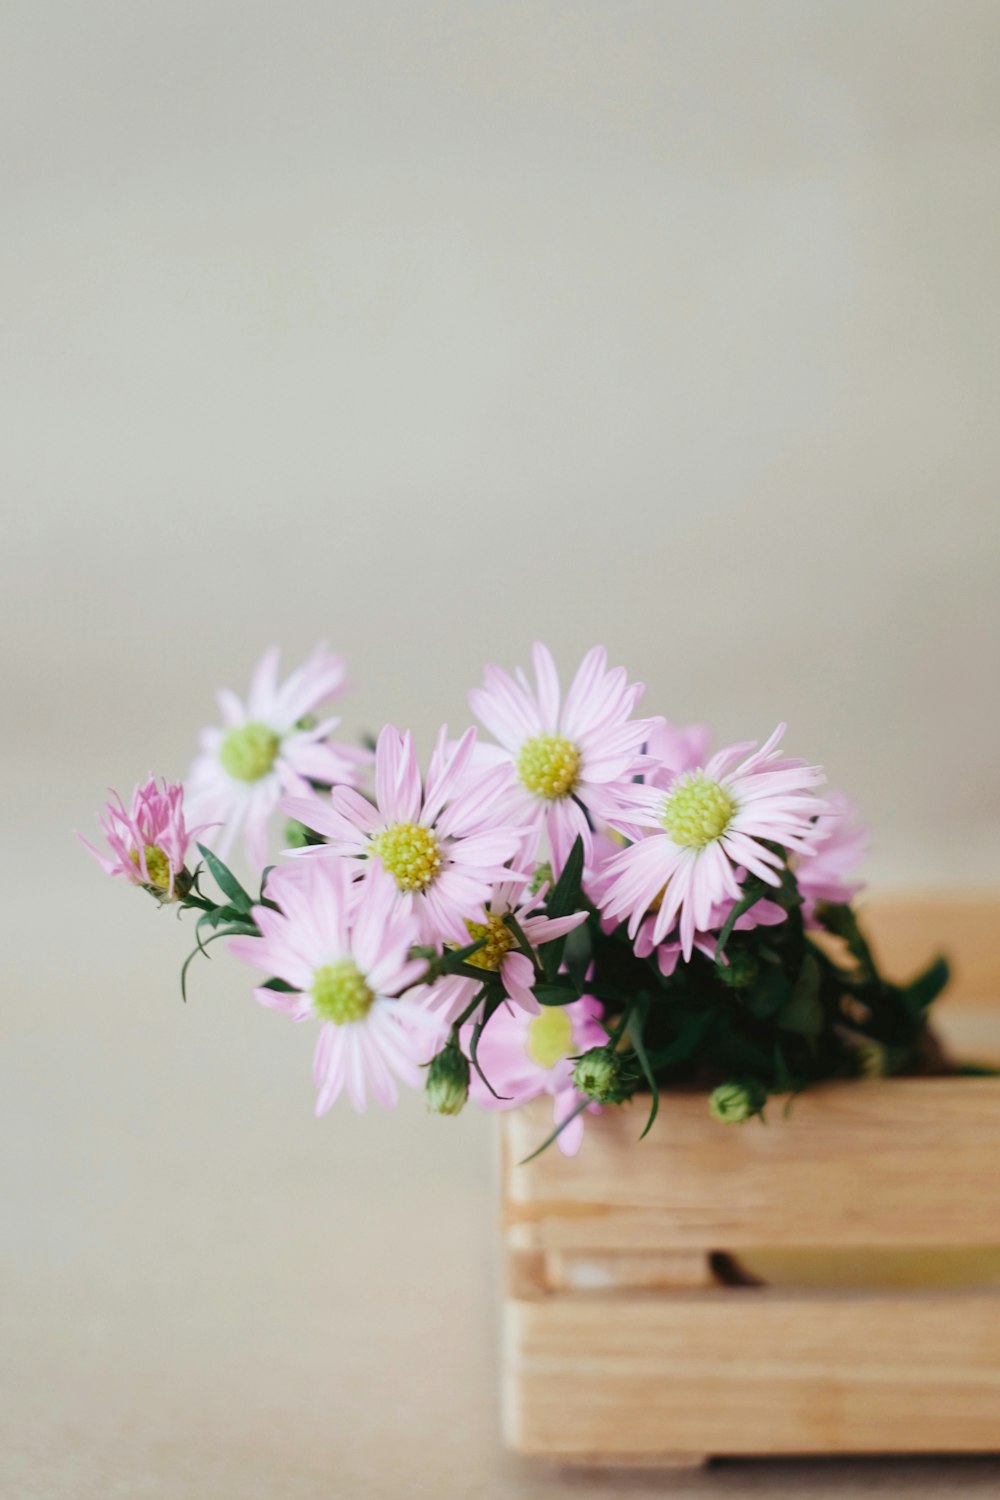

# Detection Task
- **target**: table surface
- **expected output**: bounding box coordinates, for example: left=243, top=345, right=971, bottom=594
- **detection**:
left=4, top=885, right=1000, bottom=1500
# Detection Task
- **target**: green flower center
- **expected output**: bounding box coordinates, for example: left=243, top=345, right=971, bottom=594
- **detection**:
left=130, top=844, right=171, bottom=889
left=662, top=774, right=735, bottom=849
left=311, top=959, right=375, bottom=1025
left=463, top=913, right=514, bottom=972
left=219, top=722, right=281, bottom=782
left=371, top=821, right=442, bottom=892
left=517, top=735, right=580, bottom=800
left=526, top=1007, right=574, bottom=1070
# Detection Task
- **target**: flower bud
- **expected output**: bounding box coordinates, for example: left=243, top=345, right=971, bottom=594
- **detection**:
left=716, top=946, right=759, bottom=988
left=709, top=1078, right=768, bottom=1124
left=284, top=818, right=315, bottom=849
left=426, top=1040, right=470, bottom=1116
left=529, top=861, right=553, bottom=896
left=572, top=1047, right=635, bottom=1105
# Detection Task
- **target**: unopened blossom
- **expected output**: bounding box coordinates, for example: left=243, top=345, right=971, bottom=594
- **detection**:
left=468, top=642, right=660, bottom=870
left=229, top=859, right=440, bottom=1114
left=463, top=994, right=606, bottom=1157
left=283, top=724, right=528, bottom=946
left=79, top=776, right=208, bottom=900
left=600, top=725, right=827, bottom=960
left=186, top=644, right=364, bottom=872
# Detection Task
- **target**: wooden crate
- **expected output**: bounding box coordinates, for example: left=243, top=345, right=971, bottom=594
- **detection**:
left=499, top=893, right=1000, bottom=1466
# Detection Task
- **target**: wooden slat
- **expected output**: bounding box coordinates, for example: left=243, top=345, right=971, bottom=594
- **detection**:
left=503, top=1078, right=1000, bottom=1251
left=503, top=1287, right=1000, bottom=1458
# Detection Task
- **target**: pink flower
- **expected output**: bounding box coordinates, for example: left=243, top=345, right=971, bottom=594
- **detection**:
left=463, top=994, right=606, bottom=1157
left=282, top=725, right=528, bottom=946
left=229, top=859, right=440, bottom=1114
left=417, top=879, right=589, bottom=1023
left=796, top=791, right=868, bottom=926
left=185, top=644, right=364, bottom=873
left=468, top=642, right=660, bottom=871
left=79, top=776, right=209, bottom=899
left=600, top=724, right=827, bottom=961
left=635, top=892, right=788, bottom=976
left=644, top=719, right=711, bottom=787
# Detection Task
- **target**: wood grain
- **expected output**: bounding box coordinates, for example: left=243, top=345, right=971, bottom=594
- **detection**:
left=503, top=1288, right=1000, bottom=1458
left=500, top=892, right=1000, bottom=1464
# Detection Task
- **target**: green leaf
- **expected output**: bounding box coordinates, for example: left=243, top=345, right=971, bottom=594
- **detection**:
left=643, top=1008, right=716, bottom=1070
left=518, top=1097, right=590, bottom=1164
left=261, top=977, right=298, bottom=993
left=469, top=992, right=510, bottom=1100
left=744, top=967, right=792, bottom=1020
left=900, top=955, right=950, bottom=1016
left=533, top=982, right=580, bottom=1007
left=628, top=996, right=660, bottom=1139
left=542, top=836, right=585, bottom=980
left=196, top=844, right=254, bottom=915
left=180, top=925, right=249, bottom=1002
left=778, top=953, right=823, bottom=1038
left=715, top=875, right=771, bottom=957
left=815, top=901, right=876, bottom=980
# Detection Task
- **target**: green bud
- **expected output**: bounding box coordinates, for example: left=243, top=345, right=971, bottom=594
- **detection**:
left=716, top=946, right=759, bottom=988
left=529, top=861, right=553, bottom=896
left=426, top=1040, right=470, bottom=1116
left=284, top=818, right=315, bottom=849
left=709, top=1079, right=768, bottom=1124
left=572, top=1047, right=636, bottom=1105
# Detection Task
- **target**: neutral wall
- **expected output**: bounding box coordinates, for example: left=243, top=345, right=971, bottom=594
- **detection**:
left=4, top=0, right=999, bottom=886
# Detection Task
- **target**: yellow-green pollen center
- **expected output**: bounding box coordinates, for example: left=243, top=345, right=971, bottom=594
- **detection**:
left=311, top=959, right=375, bottom=1024
left=219, top=722, right=281, bottom=782
left=517, top=735, right=580, bottom=800
left=463, top=913, right=514, bottom=972
left=526, top=1008, right=574, bottom=1070
left=662, top=774, right=735, bottom=849
left=130, top=844, right=171, bottom=889
left=371, top=821, right=442, bottom=892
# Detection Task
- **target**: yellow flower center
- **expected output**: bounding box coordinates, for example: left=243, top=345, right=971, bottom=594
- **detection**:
left=463, top=913, right=514, bottom=971
left=517, top=735, right=580, bottom=800
left=526, top=1007, right=574, bottom=1070
left=662, top=774, right=735, bottom=849
left=311, top=959, right=375, bottom=1024
left=371, top=821, right=442, bottom=892
left=130, top=844, right=172, bottom=889
left=219, top=722, right=281, bottom=782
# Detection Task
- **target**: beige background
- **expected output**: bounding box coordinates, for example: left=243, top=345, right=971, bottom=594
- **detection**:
left=3, top=2, right=1000, bottom=1496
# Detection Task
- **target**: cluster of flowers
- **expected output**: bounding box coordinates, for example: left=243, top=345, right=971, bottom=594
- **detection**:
left=82, top=643, right=945, bottom=1157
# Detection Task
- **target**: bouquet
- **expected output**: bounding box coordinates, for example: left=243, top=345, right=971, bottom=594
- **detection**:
left=81, top=642, right=949, bottom=1157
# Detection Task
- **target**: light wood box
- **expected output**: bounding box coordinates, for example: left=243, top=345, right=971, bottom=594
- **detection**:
left=499, top=893, right=1000, bottom=1467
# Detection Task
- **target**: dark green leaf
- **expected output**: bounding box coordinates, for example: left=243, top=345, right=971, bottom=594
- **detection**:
left=778, top=953, right=823, bottom=1038
left=196, top=844, right=254, bottom=915
left=518, top=1097, right=589, bottom=1164
left=629, top=996, right=660, bottom=1139
left=533, top=982, right=581, bottom=1007
left=542, top=836, right=585, bottom=980
left=900, top=955, right=950, bottom=1016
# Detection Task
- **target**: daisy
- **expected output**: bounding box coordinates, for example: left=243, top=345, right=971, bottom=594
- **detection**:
left=417, top=879, right=589, bottom=1023
left=633, top=890, right=788, bottom=977
left=795, top=791, right=868, bottom=926
left=463, top=995, right=607, bottom=1157
left=468, top=642, right=660, bottom=870
left=79, top=776, right=211, bottom=901
left=185, top=644, right=364, bottom=872
left=282, top=724, right=528, bottom=946
left=228, top=858, right=440, bottom=1114
left=599, top=724, right=827, bottom=960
